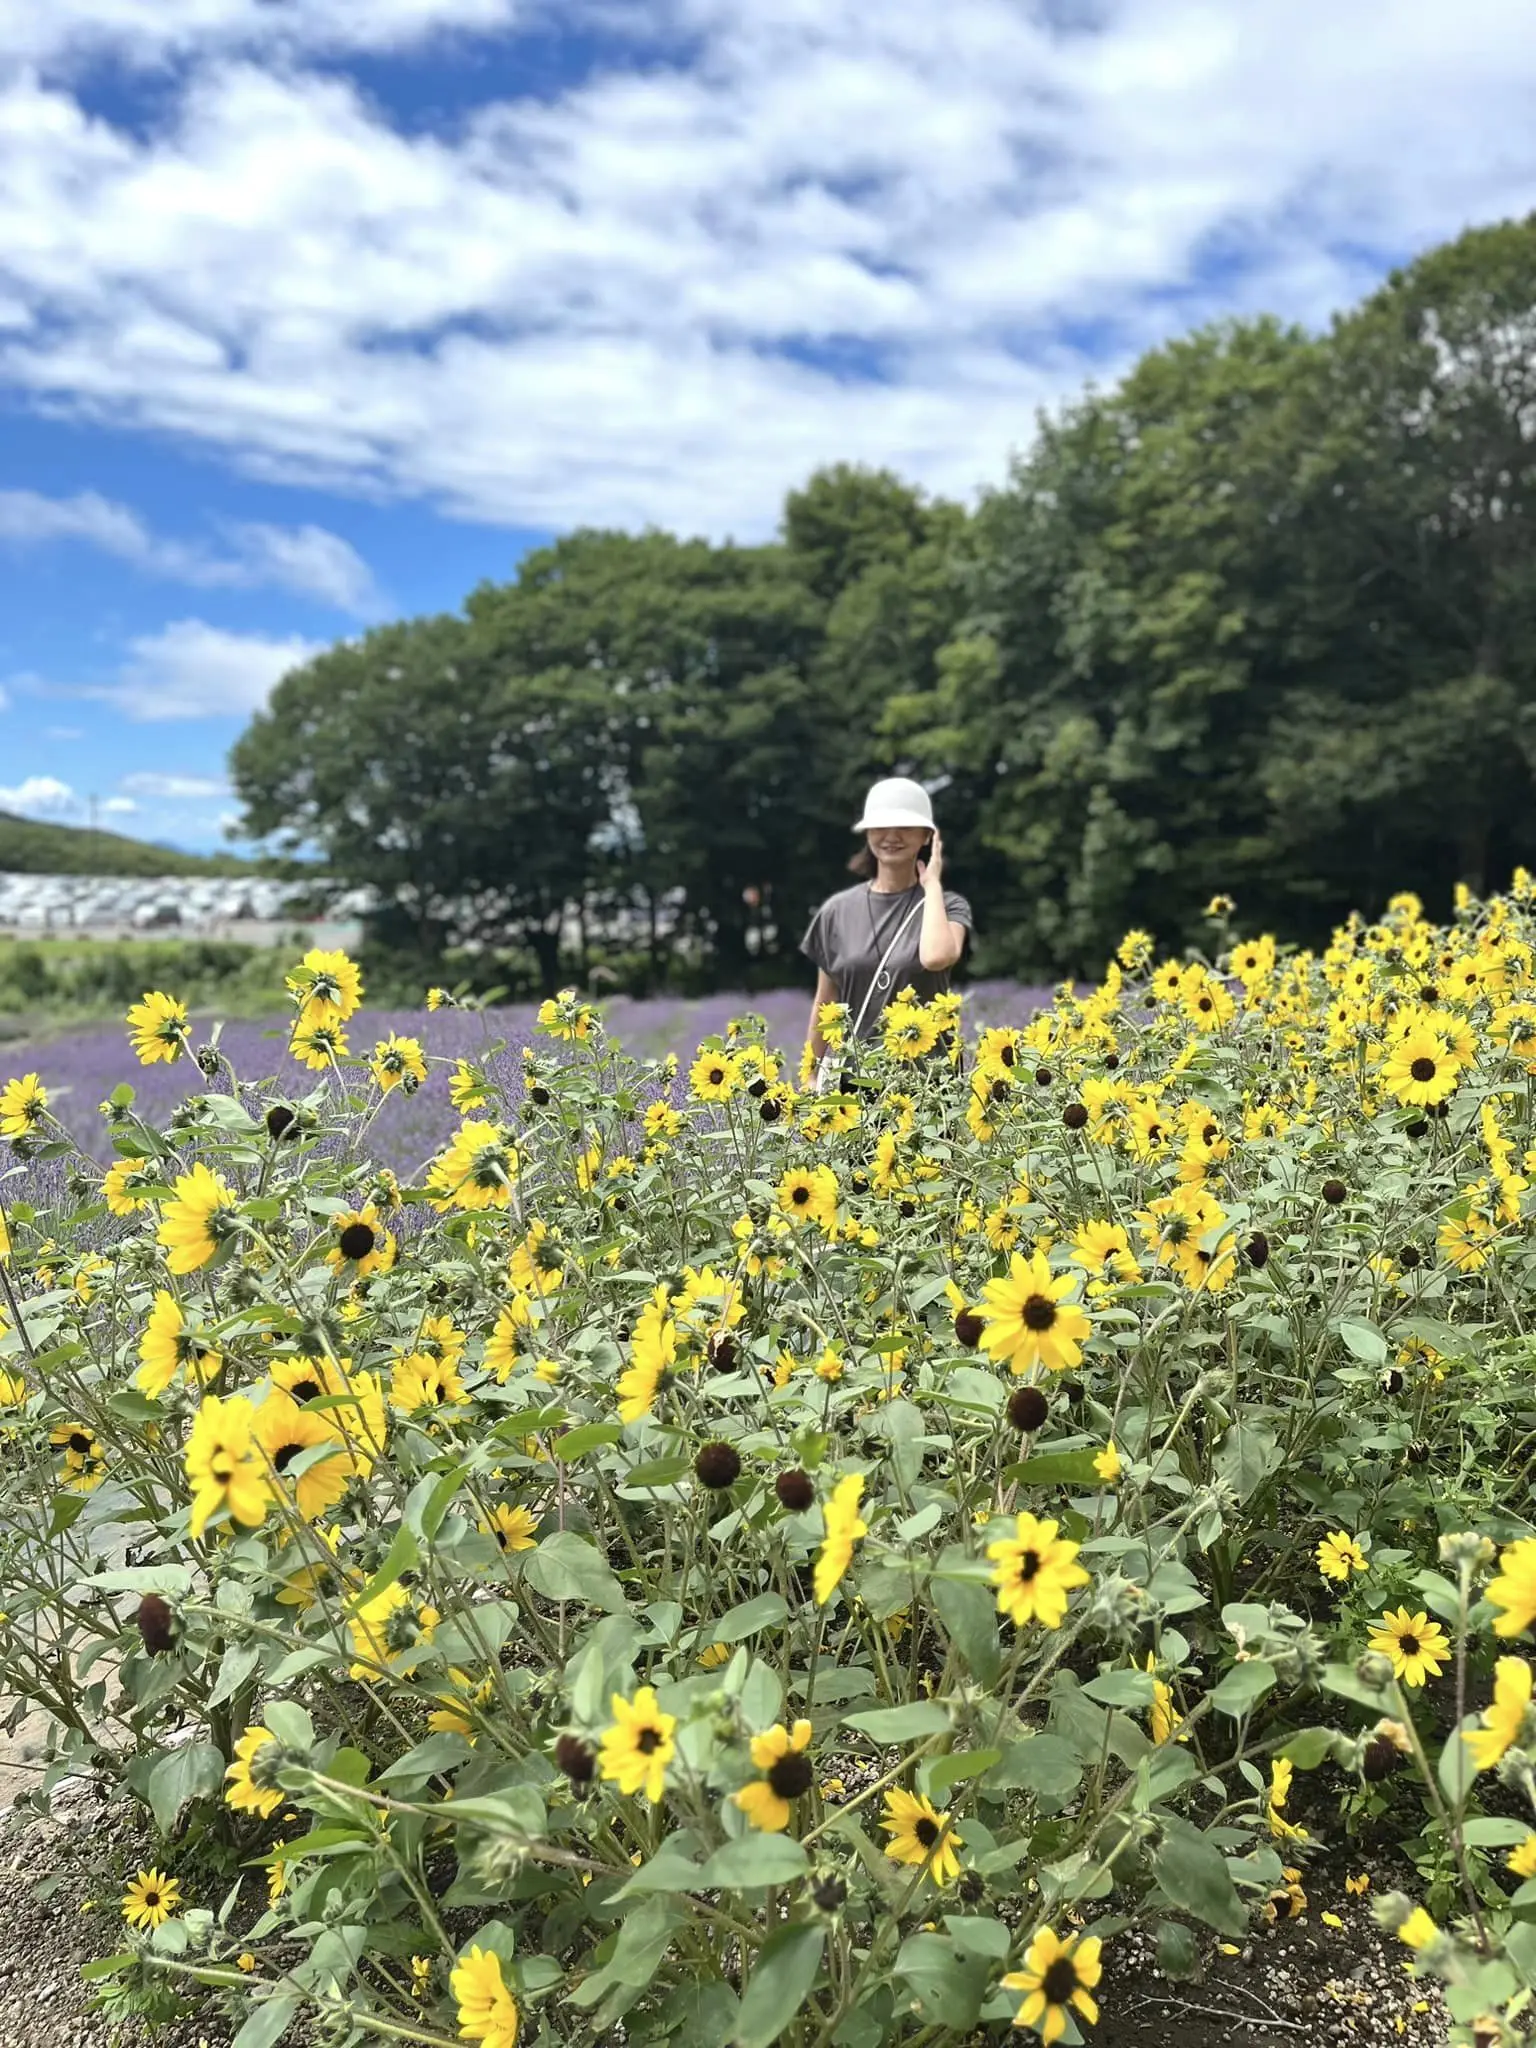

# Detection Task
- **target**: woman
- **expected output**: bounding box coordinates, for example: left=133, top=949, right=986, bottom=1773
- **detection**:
left=802, top=776, right=972, bottom=1069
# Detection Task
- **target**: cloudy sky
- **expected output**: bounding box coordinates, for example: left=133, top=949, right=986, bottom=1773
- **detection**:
left=1, top=0, right=1533, bottom=853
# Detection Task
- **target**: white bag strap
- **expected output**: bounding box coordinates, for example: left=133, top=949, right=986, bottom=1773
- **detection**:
left=849, top=896, right=924, bottom=1042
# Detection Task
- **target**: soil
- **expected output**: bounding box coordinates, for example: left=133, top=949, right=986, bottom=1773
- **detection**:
left=0, top=1725, right=1452, bottom=2048
left=1096, top=1845, right=1448, bottom=2048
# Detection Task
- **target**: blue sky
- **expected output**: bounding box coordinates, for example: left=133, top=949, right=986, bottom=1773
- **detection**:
left=1, top=0, right=1534, bottom=854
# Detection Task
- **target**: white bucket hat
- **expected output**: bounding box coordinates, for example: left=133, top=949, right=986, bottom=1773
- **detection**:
left=853, top=776, right=935, bottom=832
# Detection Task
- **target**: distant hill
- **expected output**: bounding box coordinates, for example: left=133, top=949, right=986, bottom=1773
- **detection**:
left=0, top=811, right=254, bottom=878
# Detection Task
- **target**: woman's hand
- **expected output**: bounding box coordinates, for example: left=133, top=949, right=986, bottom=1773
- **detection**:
left=917, top=826, right=944, bottom=893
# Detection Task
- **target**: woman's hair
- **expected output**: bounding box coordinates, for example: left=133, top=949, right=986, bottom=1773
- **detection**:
left=847, top=844, right=877, bottom=878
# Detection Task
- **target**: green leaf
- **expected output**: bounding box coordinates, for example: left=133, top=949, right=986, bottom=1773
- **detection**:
left=524, top=1531, right=628, bottom=1613
left=1280, top=1728, right=1340, bottom=1768
left=1463, top=1817, right=1536, bottom=1846
left=377, top=1734, right=470, bottom=1786
left=894, top=1932, right=987, bottom=2031
left=922, top=1749, right=1002, bottom=1800
left=1008, top=1450, right=1102, bottom=1486
left=1336, top=1318, right=1389, bottom=1364
left=991, top=1735, right=1083, bottom=1799
left=1152, top=1820, right=1246, bottom=1937
left=345, top=1523, right=419, bottom=1618
left=1209, top=1660, right=1276, bottom=1718
left=931, top=1574, right=1002, bottom=1686
left=711, top=1593, right=789, bottom=1643
left=147, top=1742, right=225, bottom=1835
left=842, top=1701, right=950, bottom=1741
left=734, top=1923, right=826, bottom=2048
left=696, top=1836, right=809, bottom=1890
left=1082, top=1669, right=1156, bottom=1709
left=1320, top=1662, right=1393, bottom=1713
left=1155, top=1921, right=1200, bottom=1979
left=553, top=1423, right=624, bottom=1460
left=230, top=1994, right=302, bottom=2048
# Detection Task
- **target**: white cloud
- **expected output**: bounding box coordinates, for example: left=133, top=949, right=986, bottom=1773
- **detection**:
left=45, top=724, right=83, bottom=738
left=100, top=794, right=137, bottom=814
left=7, top=0, right=520, bottom=68
left=0, top=488, right=379, bottom=613
left=0, top=774, right=81, bottom=818
left=90, top=619, right=325, bottom=720
left=0, top=4, right=1532, bottom=533
left=119, top=770, right=230, bottom=799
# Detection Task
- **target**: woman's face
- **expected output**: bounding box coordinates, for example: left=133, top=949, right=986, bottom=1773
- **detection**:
left=866, top=826, right=928, bottom=864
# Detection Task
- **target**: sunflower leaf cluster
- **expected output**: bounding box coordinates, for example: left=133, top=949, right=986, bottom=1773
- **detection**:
left=6, top=889, right=1536, bottom=2045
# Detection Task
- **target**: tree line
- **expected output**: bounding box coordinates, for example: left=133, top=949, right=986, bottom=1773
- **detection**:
left=231, top=214, right=1536, bottom=993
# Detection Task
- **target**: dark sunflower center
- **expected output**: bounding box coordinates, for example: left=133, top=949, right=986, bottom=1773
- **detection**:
left=1022, top=1295, right=1057, bottom=1332
left=338, top=1221, right=376, bottom=1260
left=767, top=1753, right=814, bottom=1800
left=914, top=1815, right=940, bottom=1847
left=143, top=1887, right=161, bottom=1908
left=1017, top=1548, right=1041, bottom=1584
left=68, top=1431, right=91, bottom=1455
left=637, top=1727, right=661, bottom=1755
left=791, top=1185, right=810, bottom=1206
left=272, top=1443, right=302, bottom=1474
left=708, top=1067, right=725, bottom=1086
left=1041, top=1957, right=1079, bottom=2004
left=1410, top=1056, right=1436, bottom=1082
left=1146, top=1121, right=1163, bottom=1142
left=1197, top=996, right=1213, bottom=1013
left=1202, top=1124, right=1217, bottom=1144
left=290, top=1378, right=322, bottom=1405
left=1399, top=1632, right=1420, bottom=1657
left=1000, top=1044, right=1016, bottom=1067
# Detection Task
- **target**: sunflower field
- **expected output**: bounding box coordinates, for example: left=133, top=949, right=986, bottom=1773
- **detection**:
left=6, top=889, right=1536, bottom=2048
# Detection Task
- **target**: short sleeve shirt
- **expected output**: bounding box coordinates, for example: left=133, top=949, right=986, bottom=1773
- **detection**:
left=801, top=883, right=973, bottom=1038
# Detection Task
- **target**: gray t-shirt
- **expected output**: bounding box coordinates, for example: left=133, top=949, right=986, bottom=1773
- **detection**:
left=801, top=883, right=973, bottom=1038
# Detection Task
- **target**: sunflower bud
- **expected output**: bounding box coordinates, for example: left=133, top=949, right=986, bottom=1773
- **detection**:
left=1006, top=1385, right=1049, bottom=1432
left=695, top=1442, right=742, bottom=1490
left=136, top=1593, right=177, bottom=1656
left=953, top=1309, right=984, bottom=1350
left=775, top=1469, right=815, bottom=1512
left=1062, top=1102, right=1088, bottom=1130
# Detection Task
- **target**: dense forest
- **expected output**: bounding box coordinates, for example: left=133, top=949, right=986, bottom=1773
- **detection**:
left=231, top=215, right=1536, bottom=991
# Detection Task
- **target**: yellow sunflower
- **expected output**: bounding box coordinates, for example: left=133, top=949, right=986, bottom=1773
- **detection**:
left=0, top=1072, right=49, bottom=1141
left=1367, top=1607, right=1450, bottom=1687
left=598, top=1686, right=676, bottom=1803
left=1465, top=1657, right=1533, bottom=1772
left=184, top=1393, right=269, bottom=1539
left=369, top=1033, right=427, bottom=1093
left=136, top=1289, right=220, bottom=1398
left=324, top=1204, right=396, bottom=1277
left=426, top=1120, right=519, bottom=1213
left=986, top=1512, right=1090, bottom=1629
left=1002, top=1926, right=1103, bottom=2046
left=157, top=1162, right=239, bottom=1275
left=253, top=1390, right=350, bottom=1520
left=813, top=1472, right=868, bottom=1606
left=224, top=1725, right=284, bottom=1818
left=122, top=1868, right=181, bottom=1931
left=451, top=1945, right=520, bottom=2048
left=880, top=1788, right=962, bottom=1886
left=125, top=991, right=189, bottom=1066
left=733, top=1720, right=814, bottom=1833
left=286, top=947, right=363, bottom=1026
left=978, top=1251, right=1091, bottom=1375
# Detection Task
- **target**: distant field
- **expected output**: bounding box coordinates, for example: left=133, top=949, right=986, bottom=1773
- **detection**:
left=2, top=982, right=1054, bottom=1177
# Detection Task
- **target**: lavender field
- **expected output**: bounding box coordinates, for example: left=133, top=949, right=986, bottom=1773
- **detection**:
left=2, top=981, right=1057, bottom=1180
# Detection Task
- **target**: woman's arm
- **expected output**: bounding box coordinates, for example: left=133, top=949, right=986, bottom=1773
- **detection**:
left=807, top=968, right=839, bottom=1060
left=917, top=828, right=966, bottom=971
